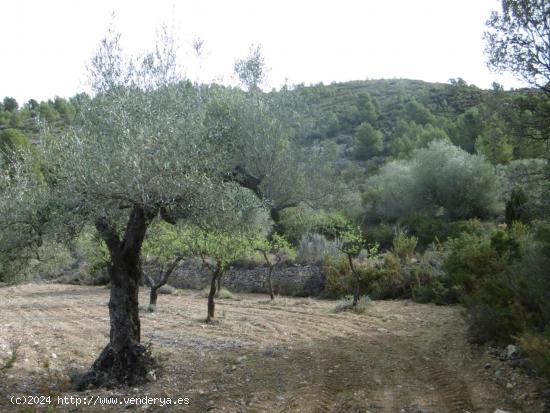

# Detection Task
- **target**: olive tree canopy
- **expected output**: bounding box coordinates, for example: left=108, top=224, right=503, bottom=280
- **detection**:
left=32, top=30, right=243, bottom=388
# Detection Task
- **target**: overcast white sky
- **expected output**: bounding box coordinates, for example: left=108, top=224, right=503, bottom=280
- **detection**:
left=1, top=0, right=527, bottom=104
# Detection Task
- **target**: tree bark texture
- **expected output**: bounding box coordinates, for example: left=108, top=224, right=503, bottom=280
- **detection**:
left=74, top=206, right=156, bottom=389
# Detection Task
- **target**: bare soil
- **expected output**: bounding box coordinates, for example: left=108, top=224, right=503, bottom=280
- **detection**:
left=0, top=283, right=546, bottom=412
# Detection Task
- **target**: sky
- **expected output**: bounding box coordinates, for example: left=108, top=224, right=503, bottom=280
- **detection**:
left=1, top=0, right=528, bottom=104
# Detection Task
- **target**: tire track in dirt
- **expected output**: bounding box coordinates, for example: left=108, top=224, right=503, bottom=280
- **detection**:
left=369, top=333, right=474, bottom=413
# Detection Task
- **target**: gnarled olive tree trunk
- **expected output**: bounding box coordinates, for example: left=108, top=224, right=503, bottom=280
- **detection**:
left=74, top=206, right=156, bottom=389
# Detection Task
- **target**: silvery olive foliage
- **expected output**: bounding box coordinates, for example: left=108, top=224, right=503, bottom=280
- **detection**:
left=0, top=151, right=48, bottom=279
left=38, top=29, right=242, bottom=236
left=368, top=141, right=500, bottom=221
left=205, top=83, right=343, bottom=220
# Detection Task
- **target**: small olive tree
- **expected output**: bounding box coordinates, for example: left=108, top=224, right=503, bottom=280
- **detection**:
left=255, top=234, right=295, bottom=300
left=368, top=141, right=500, bottom=221
left=141, top=222, right=193, bottom=311
left=186, top=228, right=255, bottom=322
left=338, top=224, right=366, bottom=307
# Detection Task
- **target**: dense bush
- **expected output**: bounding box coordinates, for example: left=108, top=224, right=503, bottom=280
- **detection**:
left=445, top=224, right=550, bottom=347
left=366, top=223, right=395, bottom=250
left=497, top=158, right=549, bottom=222
left=399, top=213, right=449, bottom=247
left=368, top=141, right=500, bottom=221
left=279, top=207, right=348, bottom=244
left=392, top=230, right=417, bottom=263
left=364, top=252, right=410, bottom=300
left=321, top=232, right=455, bottom=304
left=295, top=233, right=343, bottom=265
left=75, top=229, right=109, bottom=283
left=518, top=331, right=550, bottom=379
left=322, top=255, right=353, bottom=299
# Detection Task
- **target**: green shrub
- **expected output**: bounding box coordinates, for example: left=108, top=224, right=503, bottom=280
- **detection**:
left=364, top=252, right=411, bottom=300
left=0, top=128, right=31, bottom=151
left=443, top=233, right=505, bottom=295
left=399, top=212, right=449, bottom=248
left=445, top=225, right=550, bottom=345
left=518, top=330, right=550, bottom=379
left=462, top=282, right=523, bottom=344
left=410, top=252, right=456, bottom=305
left=322, top=255, right=352, bottom=299
left=278, top=207, right=348, bottom=244
left=75, top=228, right=109, bottom=283
left=367, top=223, right=395, bottom=250
left=505, top=187, right=532, bottom=226
left=392, top=230, right=417, bottom=263
left=447, top=218, right=493, bottom=238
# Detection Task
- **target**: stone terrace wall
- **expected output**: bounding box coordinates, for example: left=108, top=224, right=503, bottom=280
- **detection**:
left=167, top=259, right=325, bottom=296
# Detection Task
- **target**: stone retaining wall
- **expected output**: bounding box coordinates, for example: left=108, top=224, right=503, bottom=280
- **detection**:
left=166, top=259, right=324, bottom=296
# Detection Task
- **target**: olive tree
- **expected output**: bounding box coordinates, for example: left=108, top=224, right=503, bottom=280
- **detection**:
left=368, top=141, right=500, bottom=221
left=141, top=222, right=192, bottom=311
left=0, top=151, right=47, bottom=281
left=208, top=52, right=344, bottom=236
left=186, top=227, right=255, bottom=322
left=338, top=224, right=366, bottom=307
left=29, top=31, right=240, bottom=388
left=254, top=234, right=295, bottom=300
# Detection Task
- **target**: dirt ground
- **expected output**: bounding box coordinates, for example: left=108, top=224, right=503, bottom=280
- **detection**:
left=0, top=283, right=547, bottom=413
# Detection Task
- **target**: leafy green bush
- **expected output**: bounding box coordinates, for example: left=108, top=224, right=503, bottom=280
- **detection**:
left=366, top=223, right=395, bottom=250
left=0, top=128, right=31, bottom=151
left=322, top=255, right=353, bottom=299
left=443, top=232, right=505, bottom=295
left=410, top=250, right=456, bottom=305
left=75, top=229, right=109, bottom=284
left=368, top=141, right=500, bottom=221
left=445, top=224, right=550, bottom=344
left=278, top=207, right=348, bottom=244
left=518, top=330, right=550, bottom=379
left=447, top=218, right=496, bottom=239
left=399, top=213, right=449, bottom=248
left=365, top=252, right=411, bottom=300
left=392, top=230, right=417, bottom=263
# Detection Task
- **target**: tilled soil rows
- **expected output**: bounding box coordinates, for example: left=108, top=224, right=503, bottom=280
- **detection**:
left=0, top=284, right=545, bottom=412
